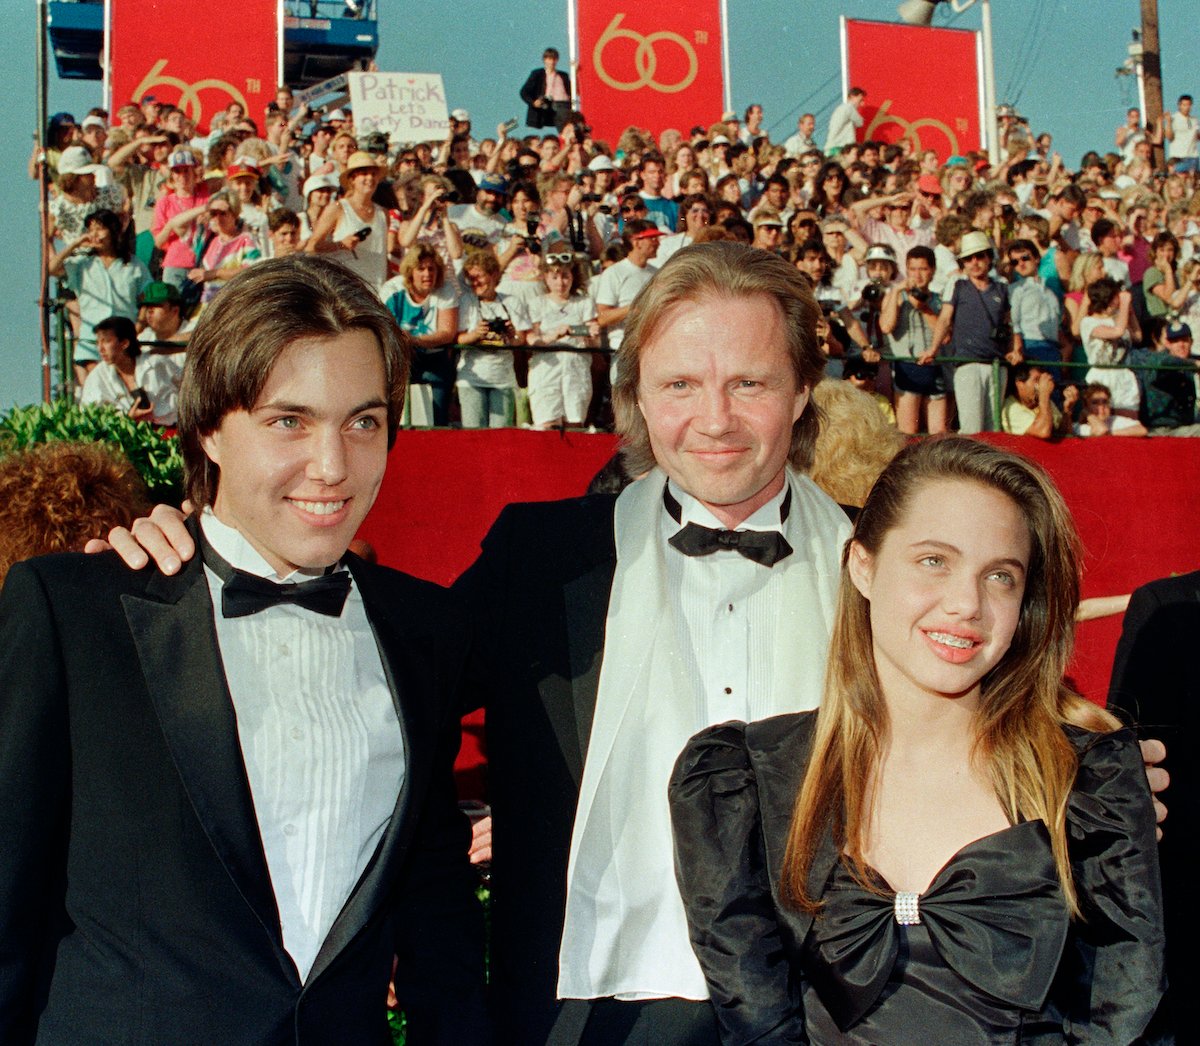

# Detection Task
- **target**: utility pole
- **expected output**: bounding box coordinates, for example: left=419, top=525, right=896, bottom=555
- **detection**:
left=1140, top=0, right=1164, bottom=167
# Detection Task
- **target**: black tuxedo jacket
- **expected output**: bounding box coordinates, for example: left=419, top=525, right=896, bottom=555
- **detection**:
left=455, top=494, right=617, bottom=1045
left=519, top=68, right=571, bottom=129
left=1108, top=569, right=1200, bottom=1037
left=0, top=546, right=487, bottom=1045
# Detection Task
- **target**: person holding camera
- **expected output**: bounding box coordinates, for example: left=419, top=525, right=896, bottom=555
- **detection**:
left=393, top=174, right=464, bottom=271
left=306, top=151, right=388, bottom=291
left=80, top=315, right=178, bottom=426
left=922, top=231, right=1022, bottom=433
left=879, top=244, right=947, bottom=434
left=456, top=250, right=525, bottom=429
left=448, top=175, right=509, bottom=247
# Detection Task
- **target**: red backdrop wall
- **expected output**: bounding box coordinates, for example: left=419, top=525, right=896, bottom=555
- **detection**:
left=356, top=431, right=1200, bottom=794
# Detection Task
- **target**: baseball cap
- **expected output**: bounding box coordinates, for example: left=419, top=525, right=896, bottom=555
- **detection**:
left=865, top=244, right=897, bottom=265
left=917, top=173, right=944, bottom=196
left=1166, top=321, right=1193, bottom=341
left=326, top=108, right=348, bottom=121
left=450, top=108, right=470, bottom=122
left=138, top=281, right=182, bottom=306
left=167, top=148, right=197, bottom=169
left=57, top=145, right=104, bottom=177
left=80, top=115, right=107, bottom=132
left=303, top=173, right=340, bottom=198
left=226, top=157, right=261, bottom=180
left=479, top=174, right=508, bottom=194
left=587, top=154, right=616, bottom=172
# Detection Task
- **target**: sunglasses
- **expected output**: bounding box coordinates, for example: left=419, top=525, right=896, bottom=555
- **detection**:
left=920, top=190, right=940, bottom=198
left=962, top=251, right=991, bottom=263
left=1010, top=254, right=1035, bottom=263
left=545, top=252, right=575, bottom=265
left=621, top=204, right=645, bottom=214
left=208, top=208, right=231, bottom=217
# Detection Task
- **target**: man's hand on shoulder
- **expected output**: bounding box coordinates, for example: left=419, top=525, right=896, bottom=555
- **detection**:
left=84, top=503, right=195, bottom=575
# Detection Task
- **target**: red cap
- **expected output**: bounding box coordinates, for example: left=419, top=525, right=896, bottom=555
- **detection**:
left=917, top=173, right=943, bottom=196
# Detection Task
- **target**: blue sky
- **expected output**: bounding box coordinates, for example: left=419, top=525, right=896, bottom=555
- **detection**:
left=2, top=0, right=1197, bottom=406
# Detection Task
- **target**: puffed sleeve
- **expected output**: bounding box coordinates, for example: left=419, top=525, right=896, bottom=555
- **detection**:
left=1059, top=727, right=1170, bottom=1044
left=669, top=722, right=808, bottom=1046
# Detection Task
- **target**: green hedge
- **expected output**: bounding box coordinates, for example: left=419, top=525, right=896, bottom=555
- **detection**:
left=0, top=400, right=184, bottom=504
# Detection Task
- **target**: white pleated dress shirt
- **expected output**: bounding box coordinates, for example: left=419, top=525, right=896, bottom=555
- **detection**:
left=664, top=480, right=790, bottom=728
left=200, top=510, right=404, bottom=981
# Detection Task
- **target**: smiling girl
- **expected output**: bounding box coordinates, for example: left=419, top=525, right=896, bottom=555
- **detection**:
left=670, top=437, right=1166, bottom=1043
left=524, top=249, right=598, bottom=429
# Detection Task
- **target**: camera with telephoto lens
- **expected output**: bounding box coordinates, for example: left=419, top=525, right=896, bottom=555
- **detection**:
left=861, top=279, right=886, bottom=307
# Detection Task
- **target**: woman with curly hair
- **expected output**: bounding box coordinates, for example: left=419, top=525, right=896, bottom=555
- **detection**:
left=0, top=442, right=150, bottom=587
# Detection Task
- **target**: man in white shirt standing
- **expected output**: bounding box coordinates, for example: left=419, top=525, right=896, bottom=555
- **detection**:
left=595, top=220, right=662, bottom=382
left=1163, top=94, right=1199, bottom=175
left=784, top=112, right=819, bottom=157
left=0, top=256, right=488, bottom=1045
left=824, top=87, right=866, bottom=155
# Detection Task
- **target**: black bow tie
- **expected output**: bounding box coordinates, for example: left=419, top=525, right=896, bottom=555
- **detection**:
left=199, top=527, right=351, bottom=619
left=220, top=570, right=352, bottom=619
left=664, top=484, right=794, bottom=567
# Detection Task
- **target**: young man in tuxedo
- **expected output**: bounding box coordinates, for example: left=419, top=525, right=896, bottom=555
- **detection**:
left=0, top=256, right=487, bottom=1045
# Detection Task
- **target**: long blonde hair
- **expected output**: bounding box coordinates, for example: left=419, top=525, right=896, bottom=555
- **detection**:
left=781, top=437, right=1117, bottom=916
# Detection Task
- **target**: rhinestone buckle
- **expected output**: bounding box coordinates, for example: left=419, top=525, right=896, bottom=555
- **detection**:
left=894, top=891, right=921, bottom=926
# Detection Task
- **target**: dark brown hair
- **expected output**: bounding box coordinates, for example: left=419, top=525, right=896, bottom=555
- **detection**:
left=178, top=255, right=410, bottom=509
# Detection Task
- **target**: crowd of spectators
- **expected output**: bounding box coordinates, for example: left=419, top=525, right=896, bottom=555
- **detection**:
left=33, top=72, right=1200, bottom=436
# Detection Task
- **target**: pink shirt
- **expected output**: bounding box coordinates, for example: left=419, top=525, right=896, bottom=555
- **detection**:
left=152, top=187, right=212, bottom=269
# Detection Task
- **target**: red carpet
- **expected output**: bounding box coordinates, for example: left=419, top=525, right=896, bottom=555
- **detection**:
left=357, top=430, right=1200, bottom=794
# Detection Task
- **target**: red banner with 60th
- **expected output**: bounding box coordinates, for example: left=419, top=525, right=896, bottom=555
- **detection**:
left=107, top=0, right=279, bottom=133
left=844, top=18, right=982, bottom=162
left=575, top=1, right=725, bottom=147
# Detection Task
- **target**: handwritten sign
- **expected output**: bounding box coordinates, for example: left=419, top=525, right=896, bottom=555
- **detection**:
left=347, top=72, right=450, bottom=141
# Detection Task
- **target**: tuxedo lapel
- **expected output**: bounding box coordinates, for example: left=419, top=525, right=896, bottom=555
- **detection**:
left=561, top=554, right=615, bottom=781
left=306, top=558, right=423, bottom=983
left=122, top=559, right=288, bottom=973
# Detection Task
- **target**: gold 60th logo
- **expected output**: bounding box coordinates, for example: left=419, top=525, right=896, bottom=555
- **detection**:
left=593, top=13, right=699, bottom=93
left=865, top=100, right=962, bottom=156
left=132, top=59, right=250, bottom=126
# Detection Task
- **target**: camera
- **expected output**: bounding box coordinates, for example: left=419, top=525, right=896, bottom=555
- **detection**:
left=485, top=317, right=510, bottom=336
left=818, top=299, right=838, bottom=317
left=861, top=280, right=886, bottom=306
left=580, top=192, right=603, bottom=203
left=909, top=286, right=931, bottom=304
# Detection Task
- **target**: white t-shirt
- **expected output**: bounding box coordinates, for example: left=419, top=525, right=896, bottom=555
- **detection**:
left=1168, top=111, right=1200, bottom=160
left=594, top=258, right=655, bottom=349
left=447, top=203, right=505, bottom=244
left=525, top=292, right=596, bottom=352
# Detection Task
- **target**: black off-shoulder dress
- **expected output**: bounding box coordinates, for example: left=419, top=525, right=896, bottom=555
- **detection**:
left=668, top=712, right=1170, bottom=1045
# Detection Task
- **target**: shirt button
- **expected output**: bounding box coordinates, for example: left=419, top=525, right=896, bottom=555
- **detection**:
left=278, top=643, right=290, bottom=657
left=290, top=726, right=303, bottom=741
left=724, top=687, right=733, bottom=695
left=283, top=823, right=297, bottom=837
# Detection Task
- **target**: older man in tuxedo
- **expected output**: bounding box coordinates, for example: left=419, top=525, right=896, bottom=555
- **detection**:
left=459, top=243, right=849, bottom=1044
left=0, top=256, right=487, bottom=1045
